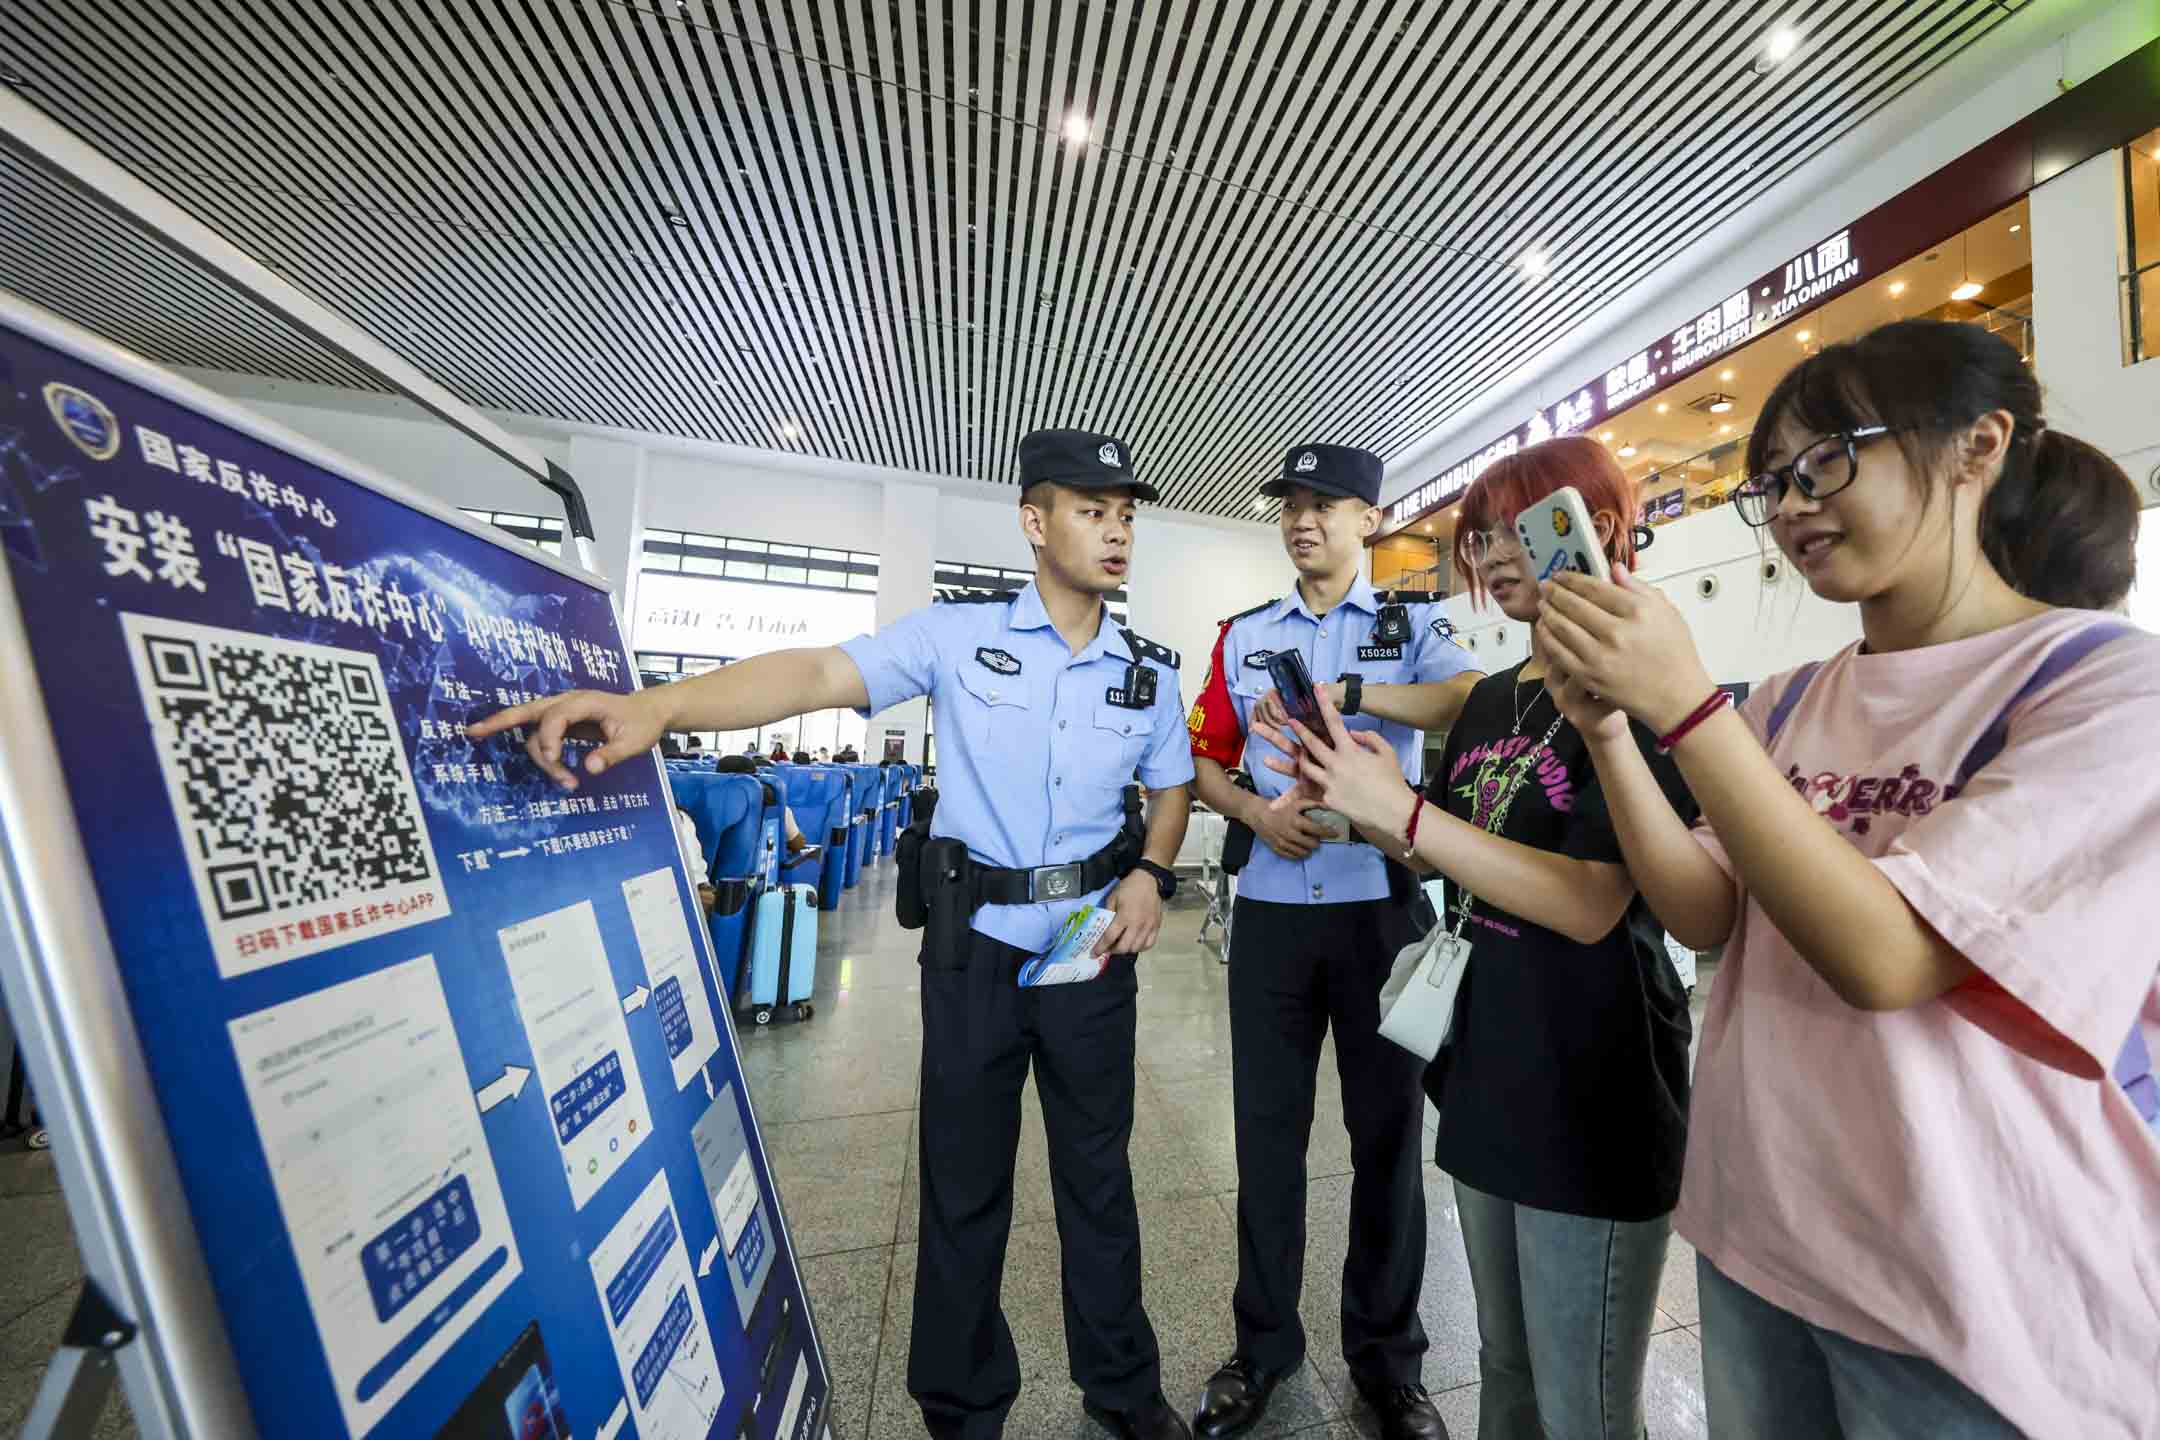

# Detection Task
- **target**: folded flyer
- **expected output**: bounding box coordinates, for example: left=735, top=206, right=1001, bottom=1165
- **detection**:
left=1017, top=905, right=1116, bottom=987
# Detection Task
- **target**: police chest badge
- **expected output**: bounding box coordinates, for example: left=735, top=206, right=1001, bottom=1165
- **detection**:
left=1107, top=663, right=1157, bottom=710
left=975, top=647, right=1022, bottom=675
left=1242, top=649, right=1275, bottom=670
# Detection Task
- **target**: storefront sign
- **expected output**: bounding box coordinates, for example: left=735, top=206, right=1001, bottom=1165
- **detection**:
left=635, top=572, right=873, bottom=657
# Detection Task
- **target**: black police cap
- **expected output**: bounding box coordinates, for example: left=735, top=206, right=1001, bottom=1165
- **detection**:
left=1259, top=443, right=1383, bottom=505
left=1017, top=428, right=1159, bottom=504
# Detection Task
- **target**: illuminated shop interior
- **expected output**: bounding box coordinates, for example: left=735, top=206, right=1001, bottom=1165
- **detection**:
left=1373, top=192, right=2055, bottom=593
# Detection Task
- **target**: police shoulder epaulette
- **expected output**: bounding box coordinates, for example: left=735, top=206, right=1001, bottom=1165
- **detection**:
left=1375, top=589, right=1442, bottom=606
left=935, top=586, right=1019, bottom=605
left=1218, top=599, right=1273, bottom=627
left=1121, top=629, right=1181, bottom=670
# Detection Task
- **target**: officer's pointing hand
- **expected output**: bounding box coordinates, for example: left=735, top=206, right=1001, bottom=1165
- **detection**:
left=1094, top=871, right=1164, bottom=958
left=466, top=688, right=670, bottom=791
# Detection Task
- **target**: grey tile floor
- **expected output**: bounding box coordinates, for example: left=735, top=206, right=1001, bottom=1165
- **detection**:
left=0, top=861, right=1711, bottom=1438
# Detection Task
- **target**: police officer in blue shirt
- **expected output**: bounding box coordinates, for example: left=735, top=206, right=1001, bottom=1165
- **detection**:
left=472, top=428, right=1196, bottom=1440
left=1184, top=444, right=1480, bottom=1440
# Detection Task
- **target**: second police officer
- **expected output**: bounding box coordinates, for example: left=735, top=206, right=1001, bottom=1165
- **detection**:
left=1185, top=444, right=1481, bottom=1440
left=471, top=429, right=1196, bottom=1440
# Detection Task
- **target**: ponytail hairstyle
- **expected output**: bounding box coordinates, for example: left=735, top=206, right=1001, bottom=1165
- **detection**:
left=1451, top=435, right=1639, bottom=608
left=1746, top=317, right=2139, bottom=610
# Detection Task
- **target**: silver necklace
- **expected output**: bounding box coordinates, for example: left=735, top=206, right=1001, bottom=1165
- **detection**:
left=1512, top=668, right=1547, bottom=734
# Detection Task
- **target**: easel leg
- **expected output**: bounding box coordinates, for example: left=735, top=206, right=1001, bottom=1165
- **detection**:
left=18, top=1278, right=135, bottom=1440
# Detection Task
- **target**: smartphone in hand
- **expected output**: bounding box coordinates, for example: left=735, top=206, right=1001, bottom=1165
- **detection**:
left=1515, top=484, right=1612, bottom=584
left=1266, top=649, right=1322, bottom=727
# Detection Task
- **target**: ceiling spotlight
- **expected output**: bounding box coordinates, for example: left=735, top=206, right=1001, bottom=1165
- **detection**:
left=780, top=421, right=802, bottom=440
left=1951, top=280, right=1984, bottom=301
left=1719, top=424, right=1734, bottom=434
left=2009, top=223, right=2023, bottom=234
left=1251, top=497, right=1269, bottom=510
left=1518, top=248, right=1552, bottom=280
left=0, top=62, right=26, bottom=87
left=662, top=209, right=690, bottom=229
left=1796, top=329, right=1812, bottom=343
left=1617, top=444, right=1639, bottom=458
left=1719, top=369, right=1735, bottom=381
left=1656, top=403, right=1670, bottom=414
left=1765, top=27, right=1799, bottom=62
left=1061, top=110, right=1092, bottom=144
left=1708, top=398, right=1734, bottom=414
left=1888, top=280, right=1907, bottom=297
left=1600, top=430, right=1614, bottom=441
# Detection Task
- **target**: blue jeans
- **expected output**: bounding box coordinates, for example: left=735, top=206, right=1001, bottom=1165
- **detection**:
left=1697, top=1256, right=2017, bottom=1438
left=1452, top=1178, right=1671, bottom=1440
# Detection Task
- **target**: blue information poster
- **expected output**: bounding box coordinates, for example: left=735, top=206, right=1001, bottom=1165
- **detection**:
left=0, top=306, right=830, bottom=1440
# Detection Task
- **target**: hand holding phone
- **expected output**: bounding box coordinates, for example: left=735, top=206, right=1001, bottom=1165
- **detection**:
left=1514, top=485, right=1612, bottom=585
left=1265, top=650, right=1322, bottom=727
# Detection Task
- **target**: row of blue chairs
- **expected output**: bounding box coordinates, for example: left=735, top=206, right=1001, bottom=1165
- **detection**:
left=662, top=759, right=922, bottom=1002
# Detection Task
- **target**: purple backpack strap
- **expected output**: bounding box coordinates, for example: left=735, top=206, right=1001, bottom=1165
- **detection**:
left=1762, top=662, right=1823, bottom=746
left=1946, top=620, right=2155, bottom=1131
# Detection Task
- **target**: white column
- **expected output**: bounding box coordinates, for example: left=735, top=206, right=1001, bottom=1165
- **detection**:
left=564, top=435, right=649, bottom=636
left=875, top=481, right=937, bottom=762
left=2030, top=149, right=2160, bottom=487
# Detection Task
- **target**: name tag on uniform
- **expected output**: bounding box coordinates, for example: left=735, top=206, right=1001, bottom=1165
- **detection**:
left=975, top=647, right=1022, bottom=675
left=1358, top=644, right=1403, bottom=662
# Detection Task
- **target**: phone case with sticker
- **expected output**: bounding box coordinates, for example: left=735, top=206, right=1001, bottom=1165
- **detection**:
left=1514, top=485, right=1612, bottom=585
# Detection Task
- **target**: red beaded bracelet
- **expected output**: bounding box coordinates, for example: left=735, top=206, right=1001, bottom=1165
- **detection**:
left=1657, top=690, right=1733, bottom=754
left=1403, top=792, right=1428, bottom=854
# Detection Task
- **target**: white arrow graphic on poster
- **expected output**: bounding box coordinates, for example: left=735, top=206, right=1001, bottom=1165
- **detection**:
left=621, top=983, right=649, bottom=1014
left=474, top=1065, right=531, bottom=1113
left=597, top=1398, right=629, bottom=1440
left=696, top=1236, right=719, bottom=1279
left=703, top=1066, right=716, bottom=1102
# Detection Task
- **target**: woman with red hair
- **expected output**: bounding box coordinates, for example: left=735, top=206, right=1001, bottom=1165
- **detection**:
left=1253, top=435, right=1698, bottom=1440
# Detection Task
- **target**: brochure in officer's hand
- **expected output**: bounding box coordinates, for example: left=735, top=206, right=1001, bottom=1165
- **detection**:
left=1017, top=905, right=1117, bottom=987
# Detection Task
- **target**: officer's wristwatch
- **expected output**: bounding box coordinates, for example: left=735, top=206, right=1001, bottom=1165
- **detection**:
left=1339, top=672, right=1363, bottom=716
left=1133, top=858, right=1178, bottom=901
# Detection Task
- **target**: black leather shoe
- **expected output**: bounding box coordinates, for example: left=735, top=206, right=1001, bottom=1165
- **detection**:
left=1191, top=1356, right=1287, bottom=1439
left=1084, top=1390, right=1192, bottom=1440
left=1352, top=1375, right=1447, bottom=1440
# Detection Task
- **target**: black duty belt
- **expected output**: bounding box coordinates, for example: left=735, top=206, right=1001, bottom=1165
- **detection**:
left=969, top=838, right=1130, bottom=906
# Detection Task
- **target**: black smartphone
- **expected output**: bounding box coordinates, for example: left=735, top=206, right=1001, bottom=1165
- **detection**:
left=1266, top=650, right=1321, bottom=727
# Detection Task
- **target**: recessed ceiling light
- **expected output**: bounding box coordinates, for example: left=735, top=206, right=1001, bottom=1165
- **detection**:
left=662, top=210, right=690, bottom=229
left=1518, top=248, right=1552, bottom=280
left=1061, top=110, right=1092, bottom=144
left=0, top=62, right=27, bottom=86
left=1797, top=329, right=1812, bottom=343
left=1708, top=397, right=1734, bottom=414
left=1951, top=280, right=1984, bottom=302
left=1655, top=403, right=1670, bottom=414
left=1251, top=497, right=1268, bottom=510
left=1719, top=424, right=1733, bottom=434
left=1765, top=26, right=1800, bottom=63
left=1720, top=369, right=1735, bottom=381
left=780, top=421, right=802, bottom=440
left=1617, top=444, right=1638, bottom=458
left=1888, top=280, right=1907, bottom=297
left=2009, top=223, right=2022, bottom=234
left=1600, top=430, right=1614, bottom=441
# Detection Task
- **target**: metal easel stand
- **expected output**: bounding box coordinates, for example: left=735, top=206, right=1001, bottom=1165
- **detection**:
left=20, top=1276, right=137, bottom=1439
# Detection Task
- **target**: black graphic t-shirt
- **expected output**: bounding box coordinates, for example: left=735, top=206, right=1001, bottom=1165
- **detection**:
left=1423, top=662, right=1700, bottom=1222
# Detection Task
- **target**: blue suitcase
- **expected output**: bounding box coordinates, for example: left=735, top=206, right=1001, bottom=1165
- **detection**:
left=744, top=882, right=819, bottom=1026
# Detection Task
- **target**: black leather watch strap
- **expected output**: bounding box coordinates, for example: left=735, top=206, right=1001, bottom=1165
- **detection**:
left=1339, top=671, right=1363, bottom=717
left=1134, top=858, right=1178, bottom=900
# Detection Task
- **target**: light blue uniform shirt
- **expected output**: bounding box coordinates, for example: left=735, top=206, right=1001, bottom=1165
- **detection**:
left=841, top=582, right=1195, bottom=953
left=1219, top=576, right=1476, bottom=905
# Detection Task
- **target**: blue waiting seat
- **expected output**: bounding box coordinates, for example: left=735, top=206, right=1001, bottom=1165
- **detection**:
left=841, top=764, right=882, bottom=882
left=667, top=771, right=766, bottom=1002
left=770, top=767, right=851, bottom=910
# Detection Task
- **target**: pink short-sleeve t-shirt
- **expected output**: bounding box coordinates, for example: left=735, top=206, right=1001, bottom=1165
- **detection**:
left=1683, top=609, right=2160, bottom=1438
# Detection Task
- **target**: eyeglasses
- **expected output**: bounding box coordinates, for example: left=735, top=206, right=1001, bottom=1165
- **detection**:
left=1460, top=525, right=1522, bottom=567
left=1735, top=426, right=1903, bottom=528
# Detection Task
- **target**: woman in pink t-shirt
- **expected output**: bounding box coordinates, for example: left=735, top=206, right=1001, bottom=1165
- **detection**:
left=1533, top=317, right=2159, bottom=1437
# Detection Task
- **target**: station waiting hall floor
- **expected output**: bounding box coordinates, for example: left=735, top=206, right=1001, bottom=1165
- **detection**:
left=0, top=859, right=1713, bottom=1439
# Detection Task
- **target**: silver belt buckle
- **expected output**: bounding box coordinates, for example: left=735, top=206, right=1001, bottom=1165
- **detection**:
left=1030, top=862, right=1085, bottom=902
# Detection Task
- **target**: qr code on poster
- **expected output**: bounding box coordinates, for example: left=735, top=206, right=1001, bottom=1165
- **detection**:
left=121, top=613, right=448, bottom=977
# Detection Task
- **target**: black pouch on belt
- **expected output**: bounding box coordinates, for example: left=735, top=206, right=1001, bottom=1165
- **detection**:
left=918, top=837, right=976, bottom=971
left=894, top=818, right=931, bottom=930
left=1220, top=771, right=1260, bottom=875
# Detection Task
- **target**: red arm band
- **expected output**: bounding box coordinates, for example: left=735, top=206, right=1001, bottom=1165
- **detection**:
left=1188, top=621, right=1246, bottom=766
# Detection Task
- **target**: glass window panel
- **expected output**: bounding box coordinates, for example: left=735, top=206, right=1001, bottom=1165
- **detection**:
left=768, top=563, right=809, bottom=585
left=681, top=554, right=726, bottom=576
left=721, top=557, right=762, bottom=579
left=768, top=542, right=808, bottom=559
left=848, top=572, right=878, bottom=591
left=2130, top=128, right=2160, bottom=272
left=730, top=538, right=769, bottom=556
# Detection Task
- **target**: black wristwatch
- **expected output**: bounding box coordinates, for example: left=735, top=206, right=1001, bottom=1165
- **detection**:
left=1339, top=671, right=1363, bottom=716
left=1133, top=858, right=1178, bottom=901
